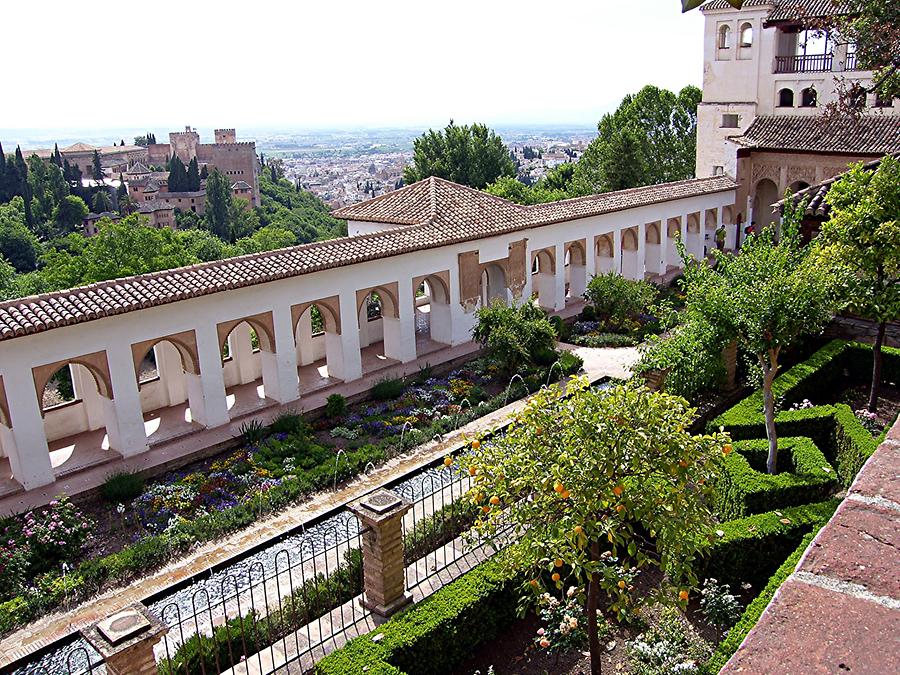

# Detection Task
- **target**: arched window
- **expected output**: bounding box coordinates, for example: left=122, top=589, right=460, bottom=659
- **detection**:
left=778, top=88, right=794, bottom=107
left=739, top=23, right=753, bottom=47
left=800, top=87, right=817, bottom=107
left=718, top=24, right=731, bottom=49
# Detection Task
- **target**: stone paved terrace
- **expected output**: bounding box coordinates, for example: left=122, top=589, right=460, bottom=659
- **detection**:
left=722, top=416, right=900, bottom=674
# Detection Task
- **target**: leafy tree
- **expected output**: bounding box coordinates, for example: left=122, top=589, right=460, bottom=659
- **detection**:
left=678, top=202, right=839, bottom=473
left=0, top=141, right=7, bottom=203
left=485, top=176, right=568, bottom=205
left=92, top=150, right=103, bottom=181
left=572, top=85, right=701, bottom=195
left=472, top=300, right=558, bottom=375
left=234, top=225, right=296, bottom=255
left=92, top=190, right=112, bottom=213
left=817, top=156, right=900, bottom=412
left=27, top=155, right=69, bottom=224
left=227, top=197, right=260, bottom=241
left=52, top=195, right=89, bottom=235
left=0, top=197, right=41, bottom=272
left=12, top=147, right=33, bottom=226
left=186, top=157, right=201, bottom=191
left=403, top=120, right=516, bottom=189
left=584, top=272, right=657, bottom=322
left=174, top=208, right=203, bottom=230
left=456, top=380, right=730, bottom=675
left=204, top=169, right=232, bottom=240
left=256, top=172, right=345, bottom=242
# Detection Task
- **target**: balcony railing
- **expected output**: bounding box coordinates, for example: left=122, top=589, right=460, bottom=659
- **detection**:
left=774, top=53, right=833, bottom=73
left=845, top=52, right=858, bottom=71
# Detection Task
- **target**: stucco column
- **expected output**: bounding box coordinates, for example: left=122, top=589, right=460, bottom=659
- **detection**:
left=230, top=322, right=256, bottom=385
left=154, top=342, right=187, bottom=406
left=660, top=221, right=670, bottom=273
left=613, top=229, right=623, bottom=276
left=680, top=214, right=690, bottom=260
left=384, top=280, right=417, bottom=363
left=105, top=343, right=150, bottom=457
left=448, top=263, right=477, bottom=346
left=191, top=322, right=230, bottom=428
left=72, top=364, right=105, bottom=431
left=336, top=291, right=363, bottom=381
left=636, top=223, right=646, bottom=280
left=348, top=489, right=413, bottom=617
left=3, top=365, right=54, bottom=488
left=584, top=238, right=595, bottom=289
left=296, top=310, right=316, bottom=366
left=260, top=304, right=300, bottom=404
left=553, top=243, right=567, bottom=310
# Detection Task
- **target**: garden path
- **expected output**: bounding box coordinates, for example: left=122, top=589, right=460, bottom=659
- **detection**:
left=0, top=345, right=637, bottom=670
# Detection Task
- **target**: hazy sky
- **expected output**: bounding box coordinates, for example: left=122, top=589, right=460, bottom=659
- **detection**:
left=4, top=0, right=704, bottom=131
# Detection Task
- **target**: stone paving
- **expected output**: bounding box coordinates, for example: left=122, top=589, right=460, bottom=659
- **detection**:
left=722, top=416, right=900, bottom=674
left=0, top=344, right=638, bottom=670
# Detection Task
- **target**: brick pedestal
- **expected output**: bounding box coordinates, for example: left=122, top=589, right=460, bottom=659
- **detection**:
left=81, top=603, right=166, bottom=675
left=348, top=489, right=413, bottom=617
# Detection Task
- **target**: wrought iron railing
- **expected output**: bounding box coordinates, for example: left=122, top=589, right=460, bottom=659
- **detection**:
left=774, top=53, right=833, bottom=73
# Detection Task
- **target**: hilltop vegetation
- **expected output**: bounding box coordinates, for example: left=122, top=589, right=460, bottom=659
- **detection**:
left=0, top=149, right=345, bottom=301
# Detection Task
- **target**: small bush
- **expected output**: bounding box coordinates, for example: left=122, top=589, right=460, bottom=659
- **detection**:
left=239, top=419, right=266, bottom=446
left=100, top=471, right=145, bottom=503
left=557, top=350, right=583, bottom=376
left=572, top=332, right=638, bottom=348
left=372, top=377, right=405, bottom=401
left=270, top=411, right=305, bottom=435
left=580, top=304, right=597, bottom=321
left=472, top=300, right=558, bottom=375
left=325, top=393, right=348, bottom=418
left=584, top=272, right=657, bottom=322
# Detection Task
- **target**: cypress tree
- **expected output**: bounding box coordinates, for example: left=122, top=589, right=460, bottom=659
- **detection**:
left=200, top=164, right=208, bottom=179
left=0, top=141, right=7, bottom=202
left=169, top=156, right=188, bottom=192
left=187, top=157, right=200, bottom=191
left=52, top=143, right=62, bottom=167
left=13, top=147, right=34, bottom=226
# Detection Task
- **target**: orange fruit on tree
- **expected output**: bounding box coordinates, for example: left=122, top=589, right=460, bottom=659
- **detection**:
left=475, top=492, right=484, bottom=503
left=679, top=589, right=689, bottom=601
left=443, top=457, right=453, bottom=467
left=723, top=444, right=733, bottom=455
left=679, top=459, right=689, bottom=468
left=551, top=573, right=561, bottom=582
left=535, top=427, right=544, bottom=436
left=490, top=495, right=500, bottom=505
left=618, top=580, right=626, bottom=589
left=471, top=439, right=481, bottom=450
left=530, top=579, right=539, bottom=588
left=612, top=485, right=624, bottom=497
left=554, top=482, right=564, bottom=493
left=481, top=505, right=491, bottom=514
left=468, top=466, right=477, bottom=476
left=574, top=525, right=584, bottom=535
left=616, top=504, right=626, bottom=514
left=560, top=489, right=571, bottom=499
left=554, top=558, right=564, bottom=568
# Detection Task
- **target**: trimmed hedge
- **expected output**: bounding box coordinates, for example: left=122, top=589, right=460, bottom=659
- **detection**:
left=710, top=340, right=897, bottom=485
left=315, top=554, right=520, bottom=675
left=701, top=529, right=818, bottom=674
left=703, top=500, right=837, bottom=591
left=713, top=437, right=837, bottom=520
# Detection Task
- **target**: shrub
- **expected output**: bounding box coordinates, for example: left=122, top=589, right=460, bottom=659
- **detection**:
left=712, top=437, right=838, bottom=520
left=699, top=578, right=742, bottom=641
left=627, top=605, right=710, bottom=675
left=19, top=497, right=93, bottom=574
left=270, top=411, right=305, bottom=435
left=239, top=419, right=266, bottom=446
left=580, top=304, right=597, bottom=321
left=572, top=332, right=638, bottom=348
left=472, top=300, right=558, bottom=375
left=584, top=272, right=657, bottom=322
left=100, top=471, right=145, bottom=504
left=372, top=377, right=405, bottom=401
left=325, top=394, right=347, bottom=418
left=557, top=350, right=583, bottom=376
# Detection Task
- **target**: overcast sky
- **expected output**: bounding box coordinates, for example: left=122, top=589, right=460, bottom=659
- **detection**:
left=4, top=0, right=704, bottom=131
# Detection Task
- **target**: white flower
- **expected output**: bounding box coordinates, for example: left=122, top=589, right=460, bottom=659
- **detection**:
left=567, top=586, right=577, bottom=598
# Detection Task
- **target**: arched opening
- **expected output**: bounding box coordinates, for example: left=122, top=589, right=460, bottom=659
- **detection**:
left=219, top=319, right=278, bottom=418
left=739, top=23, right=753, bottom=47
left=778, top=88, right=795, bottom=108
left=752, top=179, right=779, bottom=232
left=414, top=275, right=452, bottom=349
left=295, top=301, right=343, bottom=391
left=620, top=228, right=641, bottom=281
left=531, top=249, right=556, bottom=310
left=595, top=234, right=615, bottom=275
left=718, top=24, right=731, bottom=50
left=480, top=263, right=508, bottom=307
left=800, top=87, right=817, bottom=108
left=356, top=284, right=405, bottom=372
left=788, top=180, right=810, bottom=193
left=37, top=360, right=119, bottom=474
left=565, top=242, right=587, bottom=299
left=666, top=218, right=682, bottom=268
left=133, top=338, right=205, bottom=441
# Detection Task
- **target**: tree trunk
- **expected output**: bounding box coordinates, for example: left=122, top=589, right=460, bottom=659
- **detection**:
left=760, top=353, right=779, bottom=474
left=868, top=321, right=886, bottom=413
left=587, top=541, right=602, bottom=675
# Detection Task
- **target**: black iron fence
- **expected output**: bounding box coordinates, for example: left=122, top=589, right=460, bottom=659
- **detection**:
left=774, top=53, right=833, bottom=73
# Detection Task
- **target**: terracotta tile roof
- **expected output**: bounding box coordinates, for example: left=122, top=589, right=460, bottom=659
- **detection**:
left=700, top=0, right=848, bottom=20
left=0, top=176, right=735, bottom=342
left=775, top=152, right=899, bottom=216
left=729, top=115, right=900, bottom=155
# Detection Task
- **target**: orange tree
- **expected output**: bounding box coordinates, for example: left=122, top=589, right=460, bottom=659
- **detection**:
left=452, top=379, right=730, bottom=675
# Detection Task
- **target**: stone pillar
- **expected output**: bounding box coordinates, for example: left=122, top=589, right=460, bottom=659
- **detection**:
left=106, top=343, right=150, bottom=457
left=448, top=263, right=477, bottom=346
left=259, top=305, right=300, bottom=404
left=2, top=366, right=54, bottom=489
left=82, top=603, right=166, bottom=675
left=613, top=229, right=622, bottom=276
left=584, top=238, right=596, bottom=288
left=192, top=322, right=230, bottom=427
left=680, top=213, right=690, bottom=259
left=230, top=322, right=257, bottom=385
left=337, top=291, right=363, bottom=381
left=553, top=243, right=567, bottom=310
left=636, top=222, right=646, bottom=280
left=384, top=280, right=417, bottom=363
left=348, top=489, right=413, bottom=618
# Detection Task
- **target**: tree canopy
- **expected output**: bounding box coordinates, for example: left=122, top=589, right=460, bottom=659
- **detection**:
left=403, top=120, right=516, bottom=189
